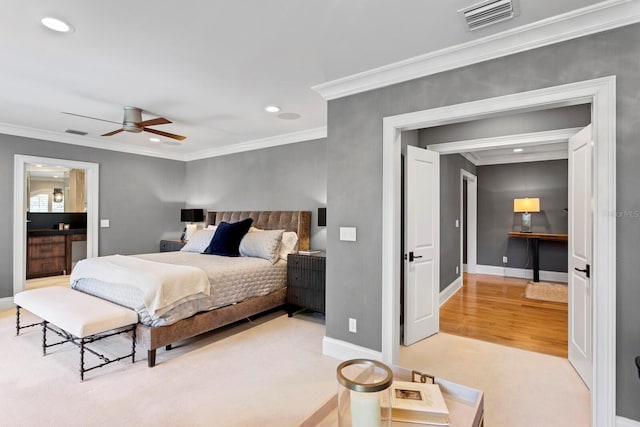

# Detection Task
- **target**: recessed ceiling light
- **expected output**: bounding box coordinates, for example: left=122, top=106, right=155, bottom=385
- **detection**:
left=265, top=105, right=281, bottom=113
left=41, top=17, right=73, bottom=33
left=513, top=148, right=524, bottom=152
left=149, top=137, right=161, bottom=142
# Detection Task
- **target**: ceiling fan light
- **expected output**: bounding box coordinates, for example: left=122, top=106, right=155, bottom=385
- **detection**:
left=41, top=17, right=73, bottom=33
left=149, top=137, right=161, bottom=142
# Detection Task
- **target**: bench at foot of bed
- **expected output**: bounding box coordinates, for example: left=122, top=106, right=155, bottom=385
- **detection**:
left=15, top=287, right=139, bottom=381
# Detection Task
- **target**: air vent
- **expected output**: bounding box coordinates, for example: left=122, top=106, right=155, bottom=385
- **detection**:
left=459, top=0, right=518, bottom=31
left=65, top=129, right=88, bottom=136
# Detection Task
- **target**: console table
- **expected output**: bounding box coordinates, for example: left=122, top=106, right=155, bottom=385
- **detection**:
left=507, top=232, right=568, bottom=282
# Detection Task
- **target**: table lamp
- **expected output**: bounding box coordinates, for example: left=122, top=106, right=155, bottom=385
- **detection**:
left=180, top=208, right=204, bottom=241
left=513, top=198, right=540, bottom=232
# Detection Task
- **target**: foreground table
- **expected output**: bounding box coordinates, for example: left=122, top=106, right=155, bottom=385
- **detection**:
left=299, top=365, right=484, bottom=427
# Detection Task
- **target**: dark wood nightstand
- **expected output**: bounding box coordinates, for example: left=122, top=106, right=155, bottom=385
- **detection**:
left=287, top=252, right=326, bottom=316
left=160, top=239, right=186, bottom=252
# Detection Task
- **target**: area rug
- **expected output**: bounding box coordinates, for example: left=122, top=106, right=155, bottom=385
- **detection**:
left=524, top=281, right=568, bottom=303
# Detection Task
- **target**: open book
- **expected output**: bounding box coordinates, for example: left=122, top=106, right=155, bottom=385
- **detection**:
left=380, top=381, right=450, bottom=425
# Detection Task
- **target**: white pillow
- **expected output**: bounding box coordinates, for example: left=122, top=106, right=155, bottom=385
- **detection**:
left=180, top=229, right=216, bottom=253
left=279, top=231, right=299, bottom=261
left=239, top=229, right=284, bottom=264
left=206, top=225, right=218, bottom=230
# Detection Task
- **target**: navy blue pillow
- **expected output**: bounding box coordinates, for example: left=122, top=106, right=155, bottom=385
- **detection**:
left=203, top=218, right=253, bottom=256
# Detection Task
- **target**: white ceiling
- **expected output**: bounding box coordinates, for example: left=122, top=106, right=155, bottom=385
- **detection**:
left=0, top=0, right=608, bottom=160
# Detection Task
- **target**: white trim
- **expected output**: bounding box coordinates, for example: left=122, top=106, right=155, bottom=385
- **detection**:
left=183, top=127, right=328, bottom=161
left=475, top=264, right=569, bottom=282
left=313, top=0, right=638, bottom=100
left=382, top=76, right=616, bottom=426
left=440, top=276, right=462, bottom=306
left=617, top=416, right=640, bottom=427
left=322, top=336, right=383, bottom=361
left=0, top=122, right=327, bottom=162
left=0, top=297, right=14, bottom=311
left=460, top=170, right=477, bottom=275
left=473, top=150, right=568, bottom=166
left=13, top=156, right=99, bottom=295
left=0, top=122, right=185, bottom=161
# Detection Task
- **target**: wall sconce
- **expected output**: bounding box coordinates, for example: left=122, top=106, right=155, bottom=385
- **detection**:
left=180, top=208, right=204, bottom=241
left=513, top=198, right=540, bottom=232
left=52, top=188, right=63, bottom=203
left=318, top=207, right=326, bottom=227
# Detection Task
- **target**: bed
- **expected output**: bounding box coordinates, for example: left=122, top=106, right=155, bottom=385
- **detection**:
left=71, top=210, right=311, bottom=367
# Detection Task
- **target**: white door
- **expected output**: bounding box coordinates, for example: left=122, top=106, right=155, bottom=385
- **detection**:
left=403, top=146, right=440, bottom=346
left=568, top=124, right=593, bottom=389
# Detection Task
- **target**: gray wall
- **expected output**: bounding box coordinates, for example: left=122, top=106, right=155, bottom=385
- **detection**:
left=0, top=134, right=186, bottom=298
left=436, top=154, right=476, bottom=290
left=419, top=105, right=591, bottom=143
left=325, top=23, right=640, bottom=420
left=477, top=160, right=568, bottom=272
left=184, top=138, right=327, bottom=250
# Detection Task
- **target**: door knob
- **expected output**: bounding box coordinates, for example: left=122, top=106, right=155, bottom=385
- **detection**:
left=574, top=264, right=590, bottom=278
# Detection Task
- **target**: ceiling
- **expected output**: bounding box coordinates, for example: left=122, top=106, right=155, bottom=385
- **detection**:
left=0, top=0, right=608, bottom=160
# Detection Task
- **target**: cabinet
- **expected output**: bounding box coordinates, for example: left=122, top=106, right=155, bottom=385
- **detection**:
left=160, top=239, right=186, bottom=252
left=27, top=235, right=66, bottom=279
left=287, top=252, right=326, bottom=316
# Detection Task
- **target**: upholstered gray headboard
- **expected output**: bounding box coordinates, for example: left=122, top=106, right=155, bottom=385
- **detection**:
left=205, top=211, right=311, bottom=251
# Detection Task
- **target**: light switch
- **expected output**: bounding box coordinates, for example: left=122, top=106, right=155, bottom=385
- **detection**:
left=100, top=219, right=110, bottom=228
left=340, top=227, right=357, bottom=241
left=455, top=219, right=460, bottom=228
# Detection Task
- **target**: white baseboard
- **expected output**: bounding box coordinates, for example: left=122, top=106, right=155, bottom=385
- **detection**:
left=0, top=296, right=14, bottom=311
left=322, top=336, right=383, bottom=361
left=476, top=264, right=568, bottom=282
left=463, top=263, right=468, bottom=273
left=440, top=276, right=462, bottom=306
left=617, top=416, right=640, bottom=427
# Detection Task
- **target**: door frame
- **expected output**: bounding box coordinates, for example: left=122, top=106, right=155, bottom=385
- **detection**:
left=13, top=155, right=100, bottom=295
left=381, top=76, right=616, bottom=426
left=460, top=170, right=477, bottom=275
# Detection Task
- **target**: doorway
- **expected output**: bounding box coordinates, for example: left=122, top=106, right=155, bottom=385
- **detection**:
left=13, top=155, right=100, bottom=294
left=382, top=77, right=616, bottom=425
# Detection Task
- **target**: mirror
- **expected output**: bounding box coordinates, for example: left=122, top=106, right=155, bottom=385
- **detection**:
left=26, top=164, right=86, bottom=212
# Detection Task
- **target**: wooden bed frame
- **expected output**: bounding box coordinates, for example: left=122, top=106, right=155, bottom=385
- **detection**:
left=136, top=210, right=311, bottom=367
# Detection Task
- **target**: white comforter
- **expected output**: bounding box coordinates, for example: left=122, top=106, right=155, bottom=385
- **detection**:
left=70, top=254, right=210, bottom=318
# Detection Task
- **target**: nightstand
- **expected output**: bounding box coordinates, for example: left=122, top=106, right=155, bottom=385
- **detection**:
left=287, top=252, right=326, bottom=316
left=160, top=239, right=186, bottom=252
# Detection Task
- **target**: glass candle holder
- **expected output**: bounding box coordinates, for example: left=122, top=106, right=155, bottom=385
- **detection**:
left=336, top=359, right=393, bottom=427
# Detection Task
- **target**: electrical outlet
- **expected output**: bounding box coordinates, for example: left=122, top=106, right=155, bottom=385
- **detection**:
left=456, top=266, right=459, bottom=274
left=455, top=219, right=460, bottom=228
left=503, top=256, right=508, bottom=264
left=349, top=318, right=357, bottom=333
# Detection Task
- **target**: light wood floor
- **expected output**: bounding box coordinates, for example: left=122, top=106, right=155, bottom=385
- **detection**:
left=440, top=273, right=568, bottom=358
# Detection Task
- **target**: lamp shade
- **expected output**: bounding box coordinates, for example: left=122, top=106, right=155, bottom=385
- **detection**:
left=513, top=198, right=540, bottom=213
left=318, top=207, right=326, bottom=227
left=181, top=208, right=204, bottom=222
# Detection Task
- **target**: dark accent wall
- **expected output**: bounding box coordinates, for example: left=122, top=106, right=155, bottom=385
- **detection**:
left=0, top=134, right=185, bottom=298
left=436, top=154, right=476, bottom=290
left=325, top=24, right=640, bottom=420
left=184, top=138, right=327, bottom=250
left=477, top=160, right=568, bottom=272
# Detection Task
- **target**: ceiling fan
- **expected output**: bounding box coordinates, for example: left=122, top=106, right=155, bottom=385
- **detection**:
left=62, top=106, right=186, bottom=141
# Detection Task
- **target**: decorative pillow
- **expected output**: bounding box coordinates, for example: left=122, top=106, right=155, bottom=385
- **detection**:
left=180, top=229, right=216, bottom=253
left=206, top=224, right=217, bottom=230
left=239, top=229, right=285, bottom=264
left=203, top=218, right=253, bottom=256
left=279, top=231, right=299, bottom=261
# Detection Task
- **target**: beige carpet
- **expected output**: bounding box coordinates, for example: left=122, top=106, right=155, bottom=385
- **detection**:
left=524, top=281, right=568, bottom=303
left=401, top=333, right=590, bottom=427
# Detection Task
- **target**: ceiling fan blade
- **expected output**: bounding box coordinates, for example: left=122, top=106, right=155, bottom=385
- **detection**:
left=143, top=127, right=186, bottom=141
left=102, top=129, right=124, bottom=137
left=62, top=112, right=121, bottom=125
left=137, top=117, right=172, bottom=127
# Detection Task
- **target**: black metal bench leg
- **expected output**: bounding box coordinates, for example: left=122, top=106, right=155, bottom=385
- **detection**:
left=132, top=326, right=136, bottom=364
left=16, top=306, right=20, bottom=336
left=147, top=349, right=156, bottom=367
left=80, top=338, right=85, bottom=382
left=42, top=321, right=48, bottom=356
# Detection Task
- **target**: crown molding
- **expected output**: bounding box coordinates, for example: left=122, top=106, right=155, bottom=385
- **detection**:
left=183, top=126, right=327, bottom=161
left=312, top=0, right=640, bottom=100
left=0, top=122, right=185, bottom=161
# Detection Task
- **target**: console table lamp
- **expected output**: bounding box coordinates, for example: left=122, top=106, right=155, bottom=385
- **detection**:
left=513, top=198, right=540, bottom=232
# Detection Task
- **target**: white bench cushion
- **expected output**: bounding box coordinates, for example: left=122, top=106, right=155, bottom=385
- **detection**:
left=15, top=287, right=138, bottom=338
